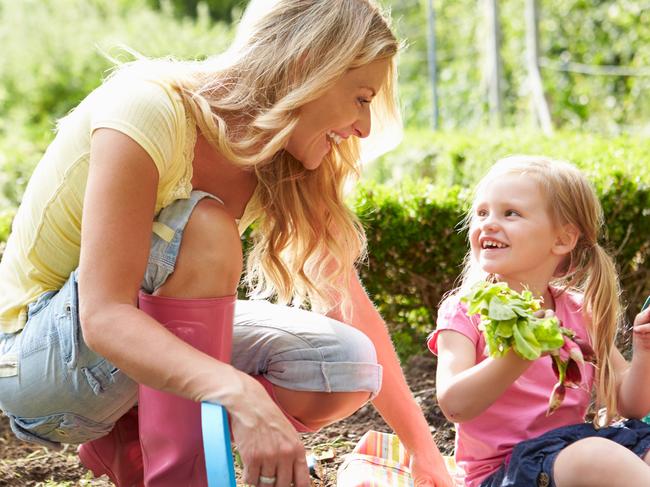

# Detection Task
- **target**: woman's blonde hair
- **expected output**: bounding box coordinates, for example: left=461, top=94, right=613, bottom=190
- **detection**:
left=459, top=156, right=622, bottom=425
left=108, top=0, right=401, bottom=315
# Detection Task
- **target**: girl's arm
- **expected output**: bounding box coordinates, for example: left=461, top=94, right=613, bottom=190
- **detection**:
left=328, top=272, right=453, bottom=487
left=613, top=307, right=650, bottom=418
left=435, top=330, right=532, bottom=422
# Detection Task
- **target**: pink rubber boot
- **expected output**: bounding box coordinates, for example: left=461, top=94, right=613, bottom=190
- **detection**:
left=78, top=407, right=144, bottom=487
left=137, top=291, right=235, bottom=487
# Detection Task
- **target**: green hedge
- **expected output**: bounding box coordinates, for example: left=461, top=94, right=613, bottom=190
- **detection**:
left=353, top=182, right=469, bottom=359
left=366, top=129, right=650, bottom=188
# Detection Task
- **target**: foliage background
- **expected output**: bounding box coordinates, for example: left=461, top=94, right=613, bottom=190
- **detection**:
left=1, top=0, right=649, bottom=359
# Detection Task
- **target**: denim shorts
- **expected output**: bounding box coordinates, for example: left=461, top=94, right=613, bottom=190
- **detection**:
left=481, top=419, right=650, bottom=487
left=0, top=190, right=381, bottom=448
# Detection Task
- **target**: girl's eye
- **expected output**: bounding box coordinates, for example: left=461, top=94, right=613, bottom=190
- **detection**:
left=357, top=97, right=371, bottom=106
left=505, top=209, right=520, bottom=217
left=476, top=209, right=488, bottom=217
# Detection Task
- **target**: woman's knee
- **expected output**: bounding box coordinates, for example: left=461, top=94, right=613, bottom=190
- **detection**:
left=273, top=387, right=371, bottom=431
left=326, top=320, right=377, bottom=364
left=158, top=199, right=242, bottom=298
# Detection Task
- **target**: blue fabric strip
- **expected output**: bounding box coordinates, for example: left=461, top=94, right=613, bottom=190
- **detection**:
left=202, top=402, right=236, bottom=487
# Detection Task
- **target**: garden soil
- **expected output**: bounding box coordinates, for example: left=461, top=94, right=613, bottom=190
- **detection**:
left=0, top=355, right=455, bottom=486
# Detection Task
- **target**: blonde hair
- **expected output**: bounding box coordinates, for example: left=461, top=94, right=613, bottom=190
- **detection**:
left=459, top=156, right=622, bottom=424
left=106, top=0, right=401, bottom=315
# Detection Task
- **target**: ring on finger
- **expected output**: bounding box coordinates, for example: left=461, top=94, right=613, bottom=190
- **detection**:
left=259, top=475, right=276, bottom=485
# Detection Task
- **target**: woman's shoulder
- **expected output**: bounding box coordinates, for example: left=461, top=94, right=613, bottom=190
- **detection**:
left=92, top=72, right=183, bottom=119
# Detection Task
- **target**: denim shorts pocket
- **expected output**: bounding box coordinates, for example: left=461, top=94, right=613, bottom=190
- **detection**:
left=10, top=411, right=113, bottom=446
left=55, top=280, right=80, bottom=370
left=82, top=358, right=137, bottom=400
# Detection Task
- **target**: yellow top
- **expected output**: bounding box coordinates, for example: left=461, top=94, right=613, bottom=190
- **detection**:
left=0, top=75, right=253, bottom=333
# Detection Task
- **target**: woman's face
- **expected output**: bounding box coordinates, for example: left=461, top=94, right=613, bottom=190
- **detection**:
left=285, top=59, right=390, bottom=170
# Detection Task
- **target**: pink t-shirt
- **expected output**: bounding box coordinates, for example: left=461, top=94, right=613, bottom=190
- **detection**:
left=428, top=289, right=595, bottom=487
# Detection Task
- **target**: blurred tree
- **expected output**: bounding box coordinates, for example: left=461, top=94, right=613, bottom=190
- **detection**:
left=146, top=0, right=248, bottom=22
left=525, top=0, right=553, bottom=134
left=389, top=0, right=650, bottom=133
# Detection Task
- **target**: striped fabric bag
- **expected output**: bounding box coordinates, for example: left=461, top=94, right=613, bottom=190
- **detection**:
left=337, top=430, right=414, bottom=487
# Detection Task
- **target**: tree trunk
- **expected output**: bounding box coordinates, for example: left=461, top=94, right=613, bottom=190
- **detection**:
left=525, top=0, right=553, bottom=134
left=484, top=0, right=503, bottom=127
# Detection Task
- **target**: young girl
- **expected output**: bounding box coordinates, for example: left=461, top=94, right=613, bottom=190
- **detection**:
left=429, top=156, right=650, bottom=487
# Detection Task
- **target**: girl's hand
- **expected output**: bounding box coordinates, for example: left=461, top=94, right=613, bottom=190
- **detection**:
left=633, top=306, right=650, bottom=353
left=410, top=451, right=454, bottom=487
left=225, top=377, right=310, bottom=487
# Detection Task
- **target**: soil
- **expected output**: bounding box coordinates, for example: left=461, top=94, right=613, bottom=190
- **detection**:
left=0, top=355, right=454, bottom=486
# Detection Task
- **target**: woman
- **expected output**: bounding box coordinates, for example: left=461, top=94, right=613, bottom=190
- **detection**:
left=0, top=1, right=452, bottom=486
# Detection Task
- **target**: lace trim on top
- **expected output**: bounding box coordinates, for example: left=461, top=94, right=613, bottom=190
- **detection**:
left=161, top=95, right=196, bottom=208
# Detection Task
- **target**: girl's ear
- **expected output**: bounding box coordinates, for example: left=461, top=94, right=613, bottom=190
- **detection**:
left=553, top=223, right=580, bottom=256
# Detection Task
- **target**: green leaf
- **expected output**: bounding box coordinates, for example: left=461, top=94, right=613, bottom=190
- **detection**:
left=495, top=319, right=516, bottom=338
left=513, top=322, right=541, bottom=360
left=488, top=296, right=517, bottom=320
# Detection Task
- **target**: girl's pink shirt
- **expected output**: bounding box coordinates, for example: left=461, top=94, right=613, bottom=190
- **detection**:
left=428, top=289, right=595, bottom=487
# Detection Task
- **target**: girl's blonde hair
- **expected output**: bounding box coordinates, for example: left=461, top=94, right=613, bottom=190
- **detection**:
left=459, top=156, right=621, bottom=425
left=108, top=0, right=401, bottom=315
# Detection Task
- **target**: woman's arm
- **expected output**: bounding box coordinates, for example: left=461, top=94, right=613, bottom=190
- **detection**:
left=79, top=128, right=244, bottom=405
left=435, top=331, right=531, bottom=422
left=328, top=272, right=453, bottom=487
left=79, top=128, right=310, bottom=487
left=614, top=307, right=650, bottom=419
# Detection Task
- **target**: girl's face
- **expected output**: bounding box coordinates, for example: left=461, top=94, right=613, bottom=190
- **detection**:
left=285, top=59, right=390, bottom=170
left=469, top=173, right=567, bottom=292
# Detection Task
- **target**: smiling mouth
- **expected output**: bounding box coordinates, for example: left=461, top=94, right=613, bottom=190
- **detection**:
left=481, top=239, right=509, bottom=249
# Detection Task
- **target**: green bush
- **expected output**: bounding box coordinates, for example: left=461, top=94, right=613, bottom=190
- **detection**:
left=353, top=182, right=469, bottom=359
left=366, top=129, right=650, bottom=188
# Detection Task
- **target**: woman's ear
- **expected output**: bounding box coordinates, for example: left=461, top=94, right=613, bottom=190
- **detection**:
left=553, top=223, right=580, bottom=257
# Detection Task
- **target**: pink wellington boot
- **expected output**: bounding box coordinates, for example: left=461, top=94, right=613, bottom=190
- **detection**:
left=137, top=291, right=235, bottom=487
left=78, top=407, right=144, bottom=487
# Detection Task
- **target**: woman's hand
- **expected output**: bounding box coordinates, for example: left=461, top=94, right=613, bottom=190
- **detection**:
left=225, top=376, right=311, bottom=487
left=410, top=450, right=454, bottom=487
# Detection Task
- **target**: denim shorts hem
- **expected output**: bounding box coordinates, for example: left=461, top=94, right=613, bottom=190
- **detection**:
left=265, top=360, right=382, bottom=396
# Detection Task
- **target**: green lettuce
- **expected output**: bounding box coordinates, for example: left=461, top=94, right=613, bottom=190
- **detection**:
left=461, top=281, right=564, bottom=360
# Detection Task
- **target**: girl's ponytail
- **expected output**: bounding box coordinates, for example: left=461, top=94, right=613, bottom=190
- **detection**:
left=583, top=244, right=621, bottom=426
